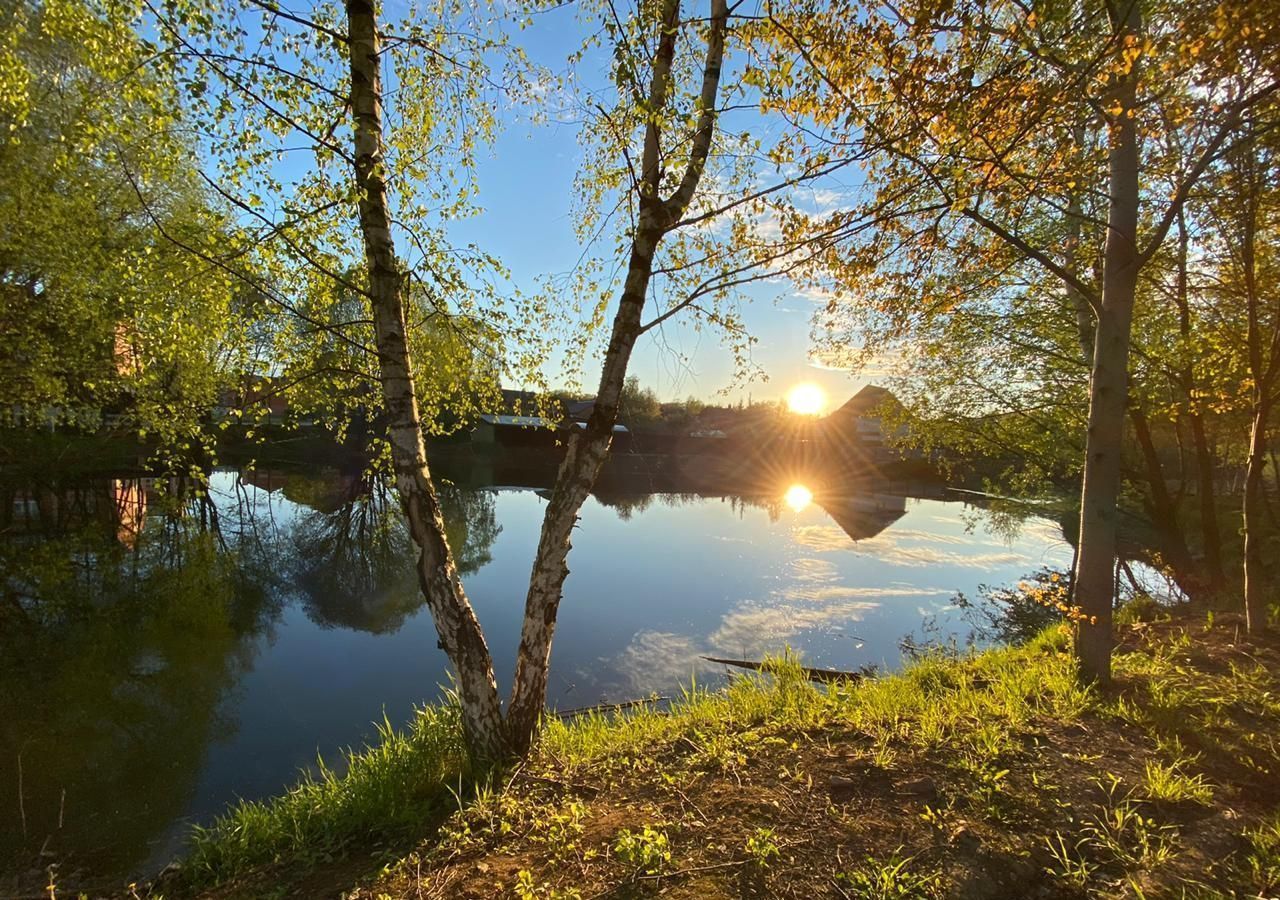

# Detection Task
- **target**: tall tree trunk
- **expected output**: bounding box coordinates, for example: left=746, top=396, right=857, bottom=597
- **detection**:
left=504, top=0, right=729, bottom=754
left=1173, top=212, right=1226, bottom=590
left=1238, top=130, right=1272, bottom=633
left=1189, top=414, right=1223, bottom=588
left=1244, top=401, right=1270, bottom=631
left=346, top=0, right=506, bottom=759
left=1064, top=122, right=1096, bottom=365
left=1073, top=0, right=1143, bottom=683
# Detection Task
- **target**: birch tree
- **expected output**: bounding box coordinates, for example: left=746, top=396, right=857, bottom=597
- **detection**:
left=135, top=0, right=835, bottom=758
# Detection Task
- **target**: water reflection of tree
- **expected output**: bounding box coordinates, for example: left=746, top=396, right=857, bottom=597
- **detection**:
left=285, top=476, right=501, bottom=633
left=0, top=479, right=279, bottom=888
left=953, top=568, right=1067, bottom=647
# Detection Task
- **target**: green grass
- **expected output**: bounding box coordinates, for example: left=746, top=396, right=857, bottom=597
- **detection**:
left=1245, top=810, right=1280, bottom=894
left=537, top=628, right=1089, bottom=775
left=180, top=634, right=1086, bottom=888
left=183, top=703, right=469, bottom=884
left=834, top=852, right=942, bottom=899
left=1139, top=759, right=1213, bottom=805
left=177, top=622, right=1280, bottom=899
left=181, top=634, right=1087, bottom=886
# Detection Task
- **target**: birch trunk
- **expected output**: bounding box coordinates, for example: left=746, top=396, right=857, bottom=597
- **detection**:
left=504, top=0, right=729, bottom=754
left=346, top=0, right=506, bottom=759
left=1072, top=0, right=1142, bottom=683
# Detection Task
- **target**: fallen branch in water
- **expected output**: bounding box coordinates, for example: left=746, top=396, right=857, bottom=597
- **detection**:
left=701, top=656, right=869, bottom=684
left=554, top=697, right=671, bottom=719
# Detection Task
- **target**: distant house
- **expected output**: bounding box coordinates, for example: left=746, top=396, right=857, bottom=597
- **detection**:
left=472, top=389, right=635, bottom=449
left=565, top=399, right=596, bottom=422
left=214, top=375, right=292, bottom=424
left=471, top=413, right=559, bottom=446
left=498, top=388, right=554, bottom=417
left=825, top=385, right=902, bottom=451
left=567, top=420, right=630, bottom=435
left=685, top=407, right=744, bottom=437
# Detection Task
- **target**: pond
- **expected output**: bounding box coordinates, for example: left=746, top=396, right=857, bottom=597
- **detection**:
left=0, top=462, right=1073, bottom=887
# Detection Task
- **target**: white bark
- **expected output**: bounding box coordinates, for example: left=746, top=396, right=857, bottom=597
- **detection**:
left=345, top=0, right=506, bottom=759
left=504, top=0, right=730, bottom=752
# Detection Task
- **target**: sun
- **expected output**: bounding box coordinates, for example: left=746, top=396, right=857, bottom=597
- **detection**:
left=784, top=484, right=813, bottom=512
left=786, top=382, right=827, bottom=415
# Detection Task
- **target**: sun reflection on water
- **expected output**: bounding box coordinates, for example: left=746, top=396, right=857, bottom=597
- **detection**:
left=784, top=484, right=814, bottom=512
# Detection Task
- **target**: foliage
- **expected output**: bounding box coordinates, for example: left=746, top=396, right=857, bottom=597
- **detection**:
left=758, top=0, right=1278, bottom=474
left=116, top=0, right=525, bottom=452
left=618, top=376, right=661, bottom=426
left=513, top=869, right=583, bottom=900
left=611, top=824, right=671, bottom=876
left=955, top=568, right=1075, bottom=645
left=744, top=826, right=781, bottom=868
left=833, top=853, right=941, bottom=899
left=0, top=0, right=254, bottom=451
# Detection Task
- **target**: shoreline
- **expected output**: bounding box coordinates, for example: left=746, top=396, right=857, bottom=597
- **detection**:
left=133, top=612, right=1280, bottom=900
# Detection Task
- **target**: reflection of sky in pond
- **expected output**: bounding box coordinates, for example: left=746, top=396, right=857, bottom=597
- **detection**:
left=509, top=490, right=1073, bottom=699
left=1, top=471, right=1074, bottom=883
left=202, top=479, right=1073, bottom=798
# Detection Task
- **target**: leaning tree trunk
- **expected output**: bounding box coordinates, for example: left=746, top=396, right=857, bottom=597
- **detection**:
left=503, top=224, right=659, bottom=753
left=1072, top=0, right=1143, bottom=684
left=346, top=0, right=506, bottom=759
left=503, top=0, right=729, bottom=754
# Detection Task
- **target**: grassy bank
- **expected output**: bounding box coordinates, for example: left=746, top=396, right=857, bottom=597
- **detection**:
left=163, top=615, right=1280, bottom=899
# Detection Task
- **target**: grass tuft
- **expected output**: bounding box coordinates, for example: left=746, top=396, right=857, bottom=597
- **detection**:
left=1139, top=760, right=1213, bottom=806
left=184, top=703, right=468, bottom=884
left=834, top=851, right=942, bottom=899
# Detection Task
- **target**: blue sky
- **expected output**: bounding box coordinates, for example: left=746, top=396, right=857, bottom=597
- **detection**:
left=213, top=0, right=881, bottom=410
left=420, top=0, right=881, bottom=409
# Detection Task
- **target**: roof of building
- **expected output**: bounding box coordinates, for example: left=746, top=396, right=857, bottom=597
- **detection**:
left=569, top=421, right=629, bottom=433
left=566, top=399, right=596, bottom=419
left=832, top=385, right=898, bottom=418
left=477, top=414, right=555, bottom=428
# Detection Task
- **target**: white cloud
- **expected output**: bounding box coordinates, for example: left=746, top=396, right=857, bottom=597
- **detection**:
left=791, top=525, right=1030, bottom=569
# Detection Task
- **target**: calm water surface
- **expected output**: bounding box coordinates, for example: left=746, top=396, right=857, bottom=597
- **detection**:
left=0, top=466, right=1071, bottom=884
